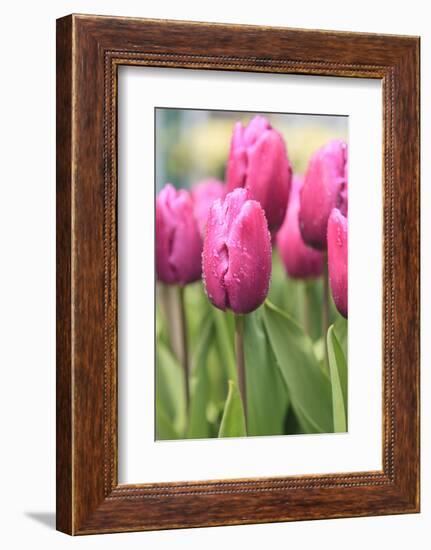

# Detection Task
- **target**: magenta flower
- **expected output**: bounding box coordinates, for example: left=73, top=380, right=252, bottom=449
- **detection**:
left=156, top=183, right=202, bottom=285
left=202, top=188, right=271, bottom=314
left=299, top=139, right=348, bottom=250
left=277, top=176, right=324, bottom=279
left=327, top=208, right=348, bottom=318
left=226, top=115, right=292, bottom=232
left=191, top=178, right=225, bottom=236
left=338, top=160, right=348, bottom=216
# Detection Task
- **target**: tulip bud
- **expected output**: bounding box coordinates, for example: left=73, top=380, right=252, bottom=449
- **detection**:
left=299, top=139, right=348, bottom=250
left=156, top=183, right=202, bottom=285
left=202, top=188, right=272, bottom=314
left=327, top=208, right=348, bottom=318
left=226, top=115, right=292, bottom=232
left=338, top=163, right=348, bottom=217
left=277, top=176, right=324, bottom=279
left=191, top=178, right=225, bottom=237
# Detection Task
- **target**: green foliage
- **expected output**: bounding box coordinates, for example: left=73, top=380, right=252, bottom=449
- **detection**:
left=269, top=251, right=324, bottom=341
left=155, top=343, right=186, bottom=439
left=155, top=269, right=348, bottom=439
left=333, top=316, right=348, bottom=362
left=304, top=279, right=324, bottom=341
left=218, top=380, right=247, bottom=438
left=187, top=314, right=214, bottom=439
left=155, top=404, right=179, bottom=440
left=244, top=309, right=289, bottom=435
left=327, top=325, right=348, bottom=432
left=263, top=300, right=333, bottom=433
left=213, top=308, right=237, bottom=382
left=184, top=282, right=210, bottom=352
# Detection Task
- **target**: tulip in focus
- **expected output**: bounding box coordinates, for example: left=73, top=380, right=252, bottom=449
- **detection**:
left=327, top=208, right=348, bottom=318
left=202, top=188, right=272, bottom=314
left=299, top=139, right=348, bottom=250
left=277, top=176, right=324, bottom=279
left=338, top=160, right=348, bottom=216
left=191, top=178, right=225, bottom=236
left=156, top=183, right=203, bottom=285
left=226, top=116, right=292, bottom=232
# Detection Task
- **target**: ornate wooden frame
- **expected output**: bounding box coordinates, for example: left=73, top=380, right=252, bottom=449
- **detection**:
left=56, top=14, right=420, bottom=534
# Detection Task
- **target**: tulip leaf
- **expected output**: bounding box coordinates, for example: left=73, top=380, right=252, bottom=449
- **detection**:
left=303, top=278, right=324, bottom=341
left=312, top=337, right=327, bottom=373
left=184, top=281, right=211, bottom=351
left=284, top=405, right=307, bottom=435
left=213, top=308, right=237, bottom=382
left=327, top=325, right=348, bottom=432
left=207, top=346, right=229, bottom=412
left=218, top=380, right=247, bottom=438
left=155, top=399, right=180, bottom=440
left=263, top=300, right=333, bottom=433
left=333, top=315, right=348, bottom=362
left=268, top=251, right=323, bottom=341
left=268, top=251, right=302, bottom=322
left=155, top=342, right=186, bottom=438
left=187, top=314, right=214, bottom=439
left=244, top=309, right=289, bottom=436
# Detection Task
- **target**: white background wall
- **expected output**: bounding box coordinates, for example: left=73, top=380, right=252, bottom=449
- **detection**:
left=0, top=1, right=427, bottom=548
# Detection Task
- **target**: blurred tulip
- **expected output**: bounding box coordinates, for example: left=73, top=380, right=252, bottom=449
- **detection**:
left=277, top=176, right=324, bottom=279
left=299, top=139, right=348, bottom=250
left=191, top=178, right=225, bottom=236
left=327, top=208, right=348, bottom=318
left=226, top=115, right=292, bottom=232
left=203, top=188, right=271, bottom=314
left=156, top=183, right=202, bottom=285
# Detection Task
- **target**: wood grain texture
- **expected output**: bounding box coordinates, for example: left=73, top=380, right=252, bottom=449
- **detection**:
left=56, top=14, right=420, bottom=535
left=56, top=15, right=73, bottom=535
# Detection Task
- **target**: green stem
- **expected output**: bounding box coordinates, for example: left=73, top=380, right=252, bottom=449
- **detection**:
left=234, top=315, right=247, bottom=430
left=303, top=281, right=311, bottom=337
left=178, top=286, right=190, bottom=415
left=322, top=256, right=330, bottom=369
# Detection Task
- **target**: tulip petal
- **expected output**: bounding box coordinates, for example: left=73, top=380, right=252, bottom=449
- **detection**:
left=169, top=191, right=203, bottom=284
left=203, top=188, right=272, bottom=314
left=224, top=199, right=272, bottom=314
left=277, top=176, right=324, bottom=279
left=246, top=128, right=292, bottom=232
left=338, top=179, right=348, bottom=217
left=327, top=208, right=348, bottom=318
left=155, top=184, right=178, bottom=284
left=243, top=115, right=270, bottom=146
left=226, top=122, right=247, bottom=192
left=155, top=210, right=173, bottom=283
left=202, top=189, right=249, bottom=310
left=156, top=184, right=202, bottom=285
left=225, top=117, right=292, bottom=232
left=299, top=140, right=348, bottom=250
left=191, top=178, right=225, bottom=236
left=202, top=199, right=229, bottom=310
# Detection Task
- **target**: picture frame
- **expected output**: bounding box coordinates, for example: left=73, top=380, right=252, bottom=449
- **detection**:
left=56, top=14, right=420, bottom=535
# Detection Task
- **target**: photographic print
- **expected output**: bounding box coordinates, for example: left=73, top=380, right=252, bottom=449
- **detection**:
left=155, top=108, right=348, bottom=440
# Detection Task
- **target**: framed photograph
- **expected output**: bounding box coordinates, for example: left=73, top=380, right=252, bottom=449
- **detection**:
left=56, top=14, right=420, bottom=534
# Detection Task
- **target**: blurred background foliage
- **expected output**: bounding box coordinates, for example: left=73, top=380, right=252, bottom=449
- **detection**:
left=155, top=108, right=348, bottom=191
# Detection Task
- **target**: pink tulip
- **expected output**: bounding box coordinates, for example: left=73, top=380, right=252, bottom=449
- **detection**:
left=202, top=188, right=271, bottom=314
left=156, top=183, right=202, bottom=285
left=299, top=139, right=348, bottom=250
left=277, top=176, right=324, bottom=279
left=226, top=115, right=292, bottom=232
left=327, top=208, right=348, bottom=318
left=339, top=161, right=348, bottom=216
left=191, top=178, right=225, bottom=236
